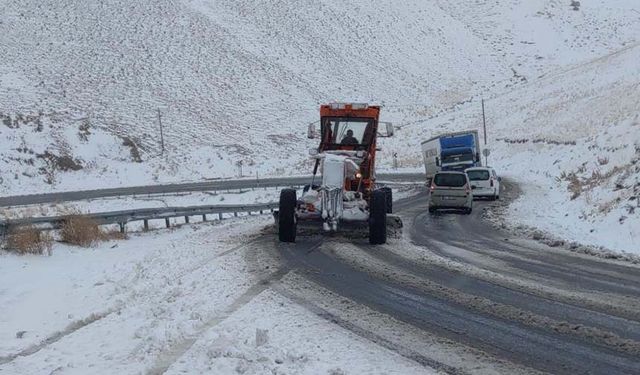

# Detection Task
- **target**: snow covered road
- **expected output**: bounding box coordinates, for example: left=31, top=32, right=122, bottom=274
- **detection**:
left=270, top=189, right=640, bottom=374
left=2, top=184, right=640, bottom=374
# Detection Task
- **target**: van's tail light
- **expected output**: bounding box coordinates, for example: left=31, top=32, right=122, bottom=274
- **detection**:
left=490, top=178, right=494, bottom=187
left=465, top=184, right=471, bottom=195
left=430, top=183, right=436, bottom=193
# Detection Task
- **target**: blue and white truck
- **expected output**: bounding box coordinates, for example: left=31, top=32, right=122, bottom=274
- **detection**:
left=421, top=130, right=482, bottom=181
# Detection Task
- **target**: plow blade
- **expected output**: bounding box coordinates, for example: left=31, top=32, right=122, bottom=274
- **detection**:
left=272, top=212, right=403, bottom=239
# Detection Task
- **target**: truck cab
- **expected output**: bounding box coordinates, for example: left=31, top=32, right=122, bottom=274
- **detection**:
left=309, top=103, right=393, bottom=195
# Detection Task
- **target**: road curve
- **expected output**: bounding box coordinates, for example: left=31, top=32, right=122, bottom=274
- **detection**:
left=272, top=187, right=640, bottom=374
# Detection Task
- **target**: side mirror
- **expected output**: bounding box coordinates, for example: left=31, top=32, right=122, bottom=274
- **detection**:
left=498, top=176, right=502, bottom=182
left=378, top=122, right=394, bottom=137
left=307, top=123, right=317, bottom=139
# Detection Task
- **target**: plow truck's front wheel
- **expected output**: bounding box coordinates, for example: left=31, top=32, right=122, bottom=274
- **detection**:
left=369, top=190, right=387, bottom=245
left=278, top=189, right=297, bottom=243
left=379, top=187, right=393, bottom=213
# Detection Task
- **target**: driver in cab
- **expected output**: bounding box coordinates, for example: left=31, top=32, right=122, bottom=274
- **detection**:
left=340, top=129, right=359, bottom=145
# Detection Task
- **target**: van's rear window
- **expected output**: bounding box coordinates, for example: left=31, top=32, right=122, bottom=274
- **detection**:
left=467, top=170, right=490, bottom=181
left=434, top=174, right=467, bottom=187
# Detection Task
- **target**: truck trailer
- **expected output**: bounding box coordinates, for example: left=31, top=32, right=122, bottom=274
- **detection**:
left=421, top=130, right=482, bottom=181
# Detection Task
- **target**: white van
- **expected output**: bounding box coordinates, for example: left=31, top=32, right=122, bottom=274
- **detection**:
left=465, top=167, right=501, bottom=200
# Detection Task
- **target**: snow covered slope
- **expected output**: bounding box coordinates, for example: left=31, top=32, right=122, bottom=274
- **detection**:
left=1, top=0, right=638, bottom=195
left=389, top=41, right=640, bottom=254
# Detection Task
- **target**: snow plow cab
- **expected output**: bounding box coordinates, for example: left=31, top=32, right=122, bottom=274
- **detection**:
left=277, top=103, right=402, bottom=244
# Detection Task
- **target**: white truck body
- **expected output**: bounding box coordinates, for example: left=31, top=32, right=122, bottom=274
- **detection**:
left=420, top=137, right=442, bottom=181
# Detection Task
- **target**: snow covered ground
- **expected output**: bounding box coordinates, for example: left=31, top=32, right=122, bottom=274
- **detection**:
left=0, top=216, right=435, bottom=374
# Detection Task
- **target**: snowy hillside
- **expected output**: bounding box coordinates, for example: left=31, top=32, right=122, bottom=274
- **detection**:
left=1, top=0, right=639, bottom=195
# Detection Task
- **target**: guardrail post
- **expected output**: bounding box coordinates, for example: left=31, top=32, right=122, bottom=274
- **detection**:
left=218, top=213, right=223, bottom=220
left=119, top=222, right=126, bottom=234
left=143, top=219, right=149, bottom=231
left=165, top=218, right=170, bottom=228
left=234, top=212, right=238, bottom=217
left=202, top=214, right=207, bottom=222
left=185, top=216, right=190, bottom=224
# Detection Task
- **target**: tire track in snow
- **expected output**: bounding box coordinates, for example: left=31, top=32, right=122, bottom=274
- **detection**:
left=0, top=310, right=114, bottom=365
left=273, top=284, right=466, bottom=375
left=0, top=237, right=260, bottom=367
left=146, top=268, right=291, bottom=375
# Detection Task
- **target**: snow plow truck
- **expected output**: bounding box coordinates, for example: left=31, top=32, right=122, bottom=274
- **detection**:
left=277, top=103, right=402, bottom=244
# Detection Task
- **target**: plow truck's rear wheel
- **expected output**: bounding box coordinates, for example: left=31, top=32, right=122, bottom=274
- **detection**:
left=278, top=189, right=297, bottom=243
left=369, top=190, right=387, bottom=245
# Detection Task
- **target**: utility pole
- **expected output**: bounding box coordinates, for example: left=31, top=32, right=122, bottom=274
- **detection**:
left=236, top=160, right=243, bottom=177
left=481, top=98, right=488, bottom=165
left=157, top=108, right=165, bottom=157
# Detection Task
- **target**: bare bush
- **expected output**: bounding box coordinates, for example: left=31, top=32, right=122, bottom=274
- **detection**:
left=102, top=228, right=127, bottom=241
left=597, top=156, right=609, bottom=166
left=566, top=172, right=582, bottom=200
left=5, top=225, right=53, bottom=255
left=60, top=215, right=104, bottom=247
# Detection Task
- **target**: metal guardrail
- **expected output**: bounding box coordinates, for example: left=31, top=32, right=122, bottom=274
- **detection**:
left=0, top=173, right=424, bottom=207
left=0, top=202, right=280, bottom=234
left=0, top=172, right=425, bottom=235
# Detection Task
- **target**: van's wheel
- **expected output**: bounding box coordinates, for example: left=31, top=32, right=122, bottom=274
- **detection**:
left=369, top=190, right=387, bottom=245
left=428, top=207, right=436, bottom=214
left=465, top=207, right=473, bottom=215
left=278, top=189, right=297, bottom=243
left=380, top=187, right=393, bottom=213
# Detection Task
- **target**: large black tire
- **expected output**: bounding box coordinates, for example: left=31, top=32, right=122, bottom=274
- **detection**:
left=278, top=189, right=297, bottom=243
left=464, top=207, right=473, bottom=215
left=428, top=206, right=437, bottom=214
left=369, top=190, right=387, bottom=245
left=380, top=187, right=393, bottom=213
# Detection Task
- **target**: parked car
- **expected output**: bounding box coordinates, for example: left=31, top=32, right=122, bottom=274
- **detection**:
left=428, top=171, right=473, bottom=214
left=465, top=167, right=501, bottom=200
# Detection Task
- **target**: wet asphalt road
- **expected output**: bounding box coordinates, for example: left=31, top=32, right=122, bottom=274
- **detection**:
left=274, top=187, right=640, bottom=374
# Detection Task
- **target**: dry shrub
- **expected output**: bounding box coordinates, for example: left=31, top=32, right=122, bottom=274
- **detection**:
left=566, top=172, right=582, bottom=200
left=60, top=215, right=104, bottom=247
left=102, top=228, right=127, bottom=241
left=5, top=225, right=53, bottom=255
